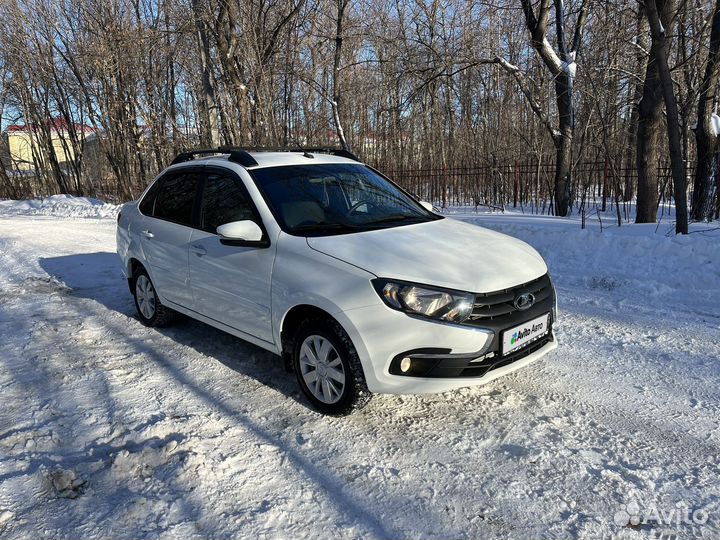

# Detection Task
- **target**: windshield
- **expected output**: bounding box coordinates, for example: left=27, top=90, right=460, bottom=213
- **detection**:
left=250, top=163, right=441, bottom=235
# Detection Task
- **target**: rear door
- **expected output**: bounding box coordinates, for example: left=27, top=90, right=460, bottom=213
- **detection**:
left=188, top=168, right=275, bottom=343
left=140, top=170, right=200, bottom=308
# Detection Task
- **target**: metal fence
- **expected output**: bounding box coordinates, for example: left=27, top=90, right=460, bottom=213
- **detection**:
left=379, top=159, right=692, bottom=215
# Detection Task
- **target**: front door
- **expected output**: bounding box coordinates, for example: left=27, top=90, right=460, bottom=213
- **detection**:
left=188, top=169, right=275, bottom=343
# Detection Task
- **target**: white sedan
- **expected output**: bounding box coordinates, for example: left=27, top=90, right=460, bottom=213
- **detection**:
left=116, top=148, right=557, bottom=415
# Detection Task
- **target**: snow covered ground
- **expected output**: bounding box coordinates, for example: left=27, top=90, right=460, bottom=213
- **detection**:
left=0, top=198, right=719, bottom=539
left=0, top=194, right=119, bottom=219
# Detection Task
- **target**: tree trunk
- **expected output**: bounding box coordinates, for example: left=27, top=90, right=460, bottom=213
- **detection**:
left=516, top=0, right=586, bottom=217
left=645, top=0, right=688, bottom=234
left=691, top=0, right=720, bottom=222
left=625, top=6, right=649, bottom=202
left=332, top=0, right=350, bottom=151
left=635, top=13, right=666, bottom=224
left=192, top=0, right=220, bottom=147
left=554, top=70, right=573, bottom=216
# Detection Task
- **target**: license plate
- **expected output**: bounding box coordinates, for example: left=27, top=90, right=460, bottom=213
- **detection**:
left=502, top=313, right=550, bottom=355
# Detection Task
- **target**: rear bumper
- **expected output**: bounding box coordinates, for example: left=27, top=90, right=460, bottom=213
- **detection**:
left=336, top=303, right=557, bottom=395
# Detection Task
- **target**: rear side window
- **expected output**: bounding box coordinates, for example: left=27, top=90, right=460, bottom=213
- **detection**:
left=200, top=173, right=254, bottom=233
left=153, top=173, right=199, bottom=226
left=138, top=179, right=162, bottom=215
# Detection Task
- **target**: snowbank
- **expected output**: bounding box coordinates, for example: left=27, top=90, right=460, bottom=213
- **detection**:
left=0, top=194, right=120, bottom=219
left=449, top=210, right=720, bottom=317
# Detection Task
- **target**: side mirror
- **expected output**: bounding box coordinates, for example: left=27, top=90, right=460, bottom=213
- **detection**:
left=216, top=220, right=266, bottom=246
left=419, top=201, right=434, bottom=212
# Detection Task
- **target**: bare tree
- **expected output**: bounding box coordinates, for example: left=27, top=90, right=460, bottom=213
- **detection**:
left=515, top=0, right=588, bottom=217
left=644, top=0, right=688, bottom=234
left=192, top=0, right=221, bottom=147
left=332, top=0, right=350, bottom=151
left=691, top=0, right=720, bottom=221
left=635, top=4, right=665, bottom=224
left=625, top=5, right=649, bottom=202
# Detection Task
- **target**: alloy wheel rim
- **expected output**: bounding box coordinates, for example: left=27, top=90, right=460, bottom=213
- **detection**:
left=135, top=275, right=156, bottom=319
left=299, top=335, right=346, bottom=404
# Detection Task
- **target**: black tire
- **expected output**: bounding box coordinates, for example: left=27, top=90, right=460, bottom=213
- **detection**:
left=291, top=317, right=372, bottom=415
left=131, top=267, right=176, bottom=327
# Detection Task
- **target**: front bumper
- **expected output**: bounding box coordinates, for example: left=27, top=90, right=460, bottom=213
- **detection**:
left=389, top=332, right=554, bottom=378
left=337, top=302, right=557, bottom=395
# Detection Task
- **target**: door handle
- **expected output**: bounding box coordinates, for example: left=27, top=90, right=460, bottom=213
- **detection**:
left=141, top=229, right=154, bottom=239
left=190, top=245, right=207, bottom=257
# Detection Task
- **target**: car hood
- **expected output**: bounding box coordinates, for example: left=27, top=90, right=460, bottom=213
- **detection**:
left=306, top=217, right=548, bottom=293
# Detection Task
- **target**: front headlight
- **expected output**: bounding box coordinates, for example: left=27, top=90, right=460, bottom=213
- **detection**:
left=372, top=279, right=475, bottom=323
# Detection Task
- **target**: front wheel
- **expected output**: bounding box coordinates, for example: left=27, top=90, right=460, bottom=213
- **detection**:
left=292, top=318, right=372, bottom=415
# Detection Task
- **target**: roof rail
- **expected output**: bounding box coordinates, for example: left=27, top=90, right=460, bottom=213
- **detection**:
left=239, top=147, right=361, bottom=162
left=170, top=146, right=361, bottom=168
left=170, top=147, right=258, bottom=167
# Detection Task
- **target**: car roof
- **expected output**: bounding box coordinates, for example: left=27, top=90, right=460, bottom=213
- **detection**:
left=246, top=151, right=360, bottom=169
left=169, top=150, right=362, bottom=172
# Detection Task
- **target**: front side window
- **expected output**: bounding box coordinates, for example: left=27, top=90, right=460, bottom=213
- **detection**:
left=200, top=173, right=255, bottom=233
left=250, top=164, right=439, bottom=235
left=152, top=173, right=198, bottom=226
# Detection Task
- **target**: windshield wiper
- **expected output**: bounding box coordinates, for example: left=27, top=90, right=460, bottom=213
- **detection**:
left=292, top=222, right=362, bottom=233
left=364, top=214, right=426, bottom=225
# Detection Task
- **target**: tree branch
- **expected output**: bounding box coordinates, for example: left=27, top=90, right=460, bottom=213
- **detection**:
left=571, top=0, right=589, bottom=53
left=477, top=57, right=561, bottom=143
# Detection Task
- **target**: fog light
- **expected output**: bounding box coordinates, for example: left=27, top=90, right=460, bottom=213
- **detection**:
left=400, top=357, right=412, bottom=373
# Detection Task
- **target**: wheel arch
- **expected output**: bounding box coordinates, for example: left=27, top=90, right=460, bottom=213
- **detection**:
left=277, top=302, right=372, bottom=381
left=279, top=304, right=336, bottom=358
left=126, top=258, right=145, bottom=292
